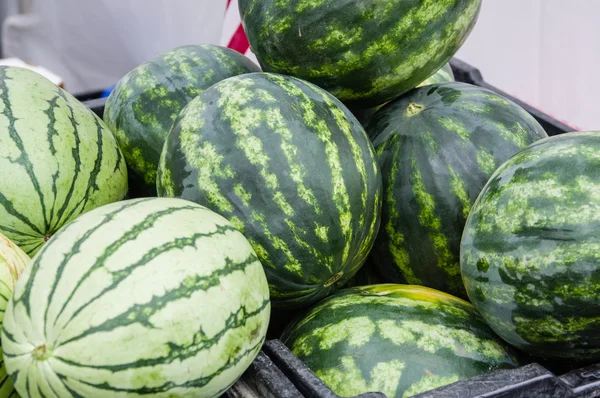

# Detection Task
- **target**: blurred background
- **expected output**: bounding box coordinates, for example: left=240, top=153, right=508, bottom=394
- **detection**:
left=0, top=0, right=597, bottom=130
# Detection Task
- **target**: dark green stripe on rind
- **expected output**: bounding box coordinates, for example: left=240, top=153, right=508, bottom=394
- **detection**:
left=2, top=197, right=270, bottom=397
left=367, top=82, right=547, bottom=299
left=461, top=131, right=600, bottom=360
left=281, top=284, right=519, bottom=398
left=104, top=44, right=260, bottom=194
left=239, top=0, right=481, bottom=107
left=0, top=66, right=128, bottom=256
left=157, top=72, right=382, bottom=309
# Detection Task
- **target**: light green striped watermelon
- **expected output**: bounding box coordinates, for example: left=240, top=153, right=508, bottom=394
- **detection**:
left=104, top=45, right=260, bottom=196
left=157, top=72, right=382, bottom=309
left=367, top=82, right=548, bottom=299
left=461, top=131, right=600, bottom=361
left=239, top=0, right=481, bottom=108
left=281, top=284, right=520, bottom=398
left=0, top=233, right=29, bottom=398
left=0, top=66, right=128, bottom=256
left=1, top=197, right=270, bottom=397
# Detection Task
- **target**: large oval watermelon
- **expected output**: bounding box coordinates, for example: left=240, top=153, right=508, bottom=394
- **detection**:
left=461, top=131, right=600, bottom=361
left=239, top=0, right=481, bottom=108
left=0, top=233, right=29, bottom=398
left=367, top=82, right=548, bottom=299
left=1, top=197, right=271, bottom=397
left=281, top=284, right=520, bottom=398
left=104, top=45, right=260, bottom=196
left=0, top=66, right=128, bottom=256
left=157, top=72, right=382, bottom=309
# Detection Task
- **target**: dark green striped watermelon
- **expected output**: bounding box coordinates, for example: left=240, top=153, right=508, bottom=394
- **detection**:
left=0, top=66, right=128, bottom=256
left=157, top=72, right=382, bottom=309
left=461, top=131, right=600, bottom=361
left=2, top=197, right=271, bottom=397
left=239, top=0, right=481, bottom=108
left=367, top=82, right=548, bottom=299
left=281, top=284, right=520, bottom=398
left=104, top=45, right=260, bottom=196
left=0, top=233, right=29, bottom=398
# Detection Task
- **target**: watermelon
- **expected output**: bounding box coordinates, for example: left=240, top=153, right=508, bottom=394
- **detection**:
left=0, top=66, right=128, bottom=256
left=0, top=233, right=29, bottom=398
left=281, top=284, right=520, bottom=398
left=157, top=72, right=382, bottom=309
left=367, top=82, right=548, bottom=299
left=1, top=197, right=270, bottom=397
left=461, top=131, right=600, bottom=361
left=417, top=62, right=455, bottom=87
left=104, top=45, right=260, bottom=195
left=239, top=0, right=481, bottom=108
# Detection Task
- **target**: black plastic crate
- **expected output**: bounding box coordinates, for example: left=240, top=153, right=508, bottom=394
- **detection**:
left=83, top=59, right=595, bottom=398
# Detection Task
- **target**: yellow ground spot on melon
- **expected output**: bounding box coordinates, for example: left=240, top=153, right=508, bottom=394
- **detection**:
left=402, top=374, right=461, bottom=398
left=316, top=357, right=404, bottom=398
left=476, top=149, right=497, bottom=175
left=233, top=184, right=252, bottom=207
left=448, top=166, right=472, bottom=219
left=292, top=317, right=375, bottom=357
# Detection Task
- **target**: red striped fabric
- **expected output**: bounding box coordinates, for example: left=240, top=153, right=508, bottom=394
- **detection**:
left=221, top=0, right=258, bottom=63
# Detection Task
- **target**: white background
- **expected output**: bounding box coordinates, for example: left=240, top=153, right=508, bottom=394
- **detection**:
left=455, top=1, right=598, bottom=131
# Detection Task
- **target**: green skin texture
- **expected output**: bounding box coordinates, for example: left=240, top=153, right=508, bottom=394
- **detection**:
left=157, top=72, right=382, bottom=309
left=352, top=62, right=455, bottom=128
left=461, top=131, right=600, bottom=361
left=1, top=197, right=271, bottom=397
left=103, top=45, right=260, bottom=196
left=281, top=284, right=519, bottom=398
left=239, top=0, right=481, bottom=108
left=0, top=233, right=29, bottom=398
left=367, top=82, right=548, bottom=299
left=0, top=66, right=128, bottom=256
left=417, top=62, right=455, bottom=88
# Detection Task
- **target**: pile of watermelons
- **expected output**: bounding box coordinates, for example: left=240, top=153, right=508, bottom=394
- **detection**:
left=0, top=1, right=599, bottom=397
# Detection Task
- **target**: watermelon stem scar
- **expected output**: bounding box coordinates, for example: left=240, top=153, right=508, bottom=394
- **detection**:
left=324, top=272, right=343, bottom=287
left=405, top=102, right=424, bottom=117
left=31, top=344, right=52, bottom=361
